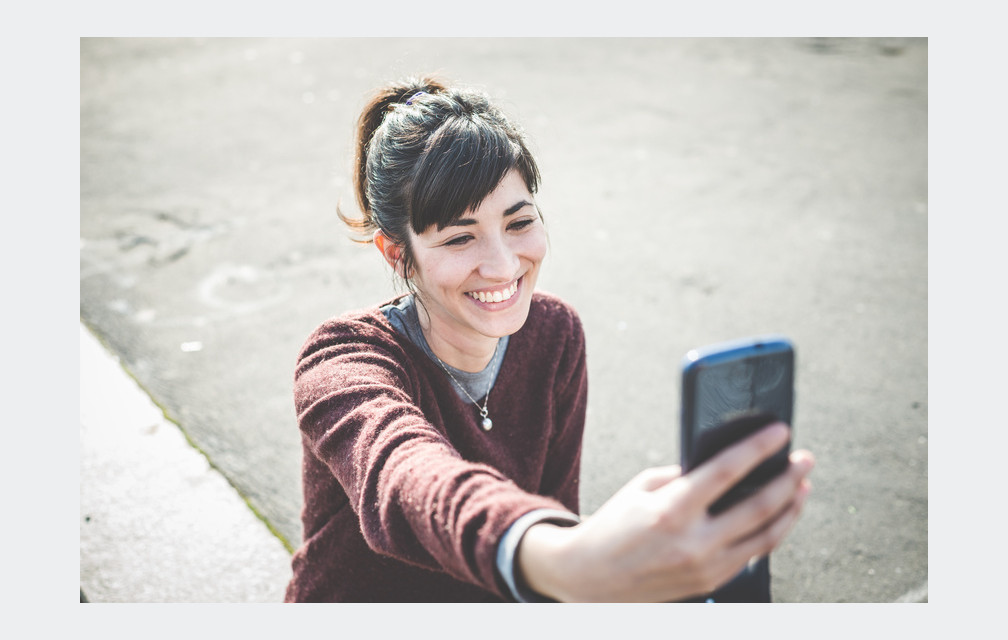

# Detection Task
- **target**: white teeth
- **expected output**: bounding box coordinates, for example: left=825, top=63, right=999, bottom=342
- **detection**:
left=470, top=281, right=519, bottom=303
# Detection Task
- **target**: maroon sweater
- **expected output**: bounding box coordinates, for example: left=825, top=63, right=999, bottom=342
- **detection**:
left=284, top=291, right=588, bottom=602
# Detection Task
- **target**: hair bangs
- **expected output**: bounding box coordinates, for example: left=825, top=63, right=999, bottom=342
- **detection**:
left=408, top=116, right=524, bottom=234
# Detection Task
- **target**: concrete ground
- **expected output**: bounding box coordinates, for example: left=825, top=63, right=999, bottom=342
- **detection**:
left=80, top=322, right=291, bottom=602
left=80, top=37, right=928, bottom=603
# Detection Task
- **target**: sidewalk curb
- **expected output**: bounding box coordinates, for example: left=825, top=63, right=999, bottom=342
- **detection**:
left=80, top=323, right=292, bottom=602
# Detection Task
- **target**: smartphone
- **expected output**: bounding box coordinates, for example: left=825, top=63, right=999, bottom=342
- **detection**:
left=680, top=335, right=794, bottom=515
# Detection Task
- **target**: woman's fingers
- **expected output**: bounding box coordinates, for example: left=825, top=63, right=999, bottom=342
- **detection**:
left=631, top=465, right=683, bottom=492
left=722, top=474, right=812, bottom=567
left=702, top=450, right=813, bottom=563
left=715, top=449, right=815, bottom=543
left=658, top=422, right=792, bottom=514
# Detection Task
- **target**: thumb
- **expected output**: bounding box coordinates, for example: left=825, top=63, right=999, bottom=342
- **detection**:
left=630, top=465, right=683, bottom=492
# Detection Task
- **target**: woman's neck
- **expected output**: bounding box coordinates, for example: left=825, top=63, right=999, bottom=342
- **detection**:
left=416, top=305, right=499, bottom=373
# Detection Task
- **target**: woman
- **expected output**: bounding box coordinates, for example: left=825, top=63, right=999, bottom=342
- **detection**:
left=284, top=76, right=814, bottom=602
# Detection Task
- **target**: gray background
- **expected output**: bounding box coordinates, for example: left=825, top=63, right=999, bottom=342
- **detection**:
left=80, top=37, right=927, bottom=603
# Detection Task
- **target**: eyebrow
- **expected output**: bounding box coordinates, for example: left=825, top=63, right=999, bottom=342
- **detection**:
left=447, top=200, right=533, bottom=228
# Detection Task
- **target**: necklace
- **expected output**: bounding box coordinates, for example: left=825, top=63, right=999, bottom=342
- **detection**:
left=431, top=342, right=498, bottom=432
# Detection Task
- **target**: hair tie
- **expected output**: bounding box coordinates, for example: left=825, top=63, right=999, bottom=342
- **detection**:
left=405, top=91, right=427, bottom=106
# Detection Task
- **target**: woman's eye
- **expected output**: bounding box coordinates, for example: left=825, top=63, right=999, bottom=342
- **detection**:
left=444, top=235, right=473, bottom=247
left=508, top=218, right=535, bottom=232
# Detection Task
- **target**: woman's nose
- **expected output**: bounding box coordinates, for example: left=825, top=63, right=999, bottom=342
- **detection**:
left=477, top=235, right=519, bottom=280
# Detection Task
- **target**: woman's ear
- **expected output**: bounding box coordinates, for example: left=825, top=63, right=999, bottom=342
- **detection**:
left=373, top=230, right=406, bottom=277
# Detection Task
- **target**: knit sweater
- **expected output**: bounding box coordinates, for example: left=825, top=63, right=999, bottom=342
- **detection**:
left=284, top=291, right=588, bottom=602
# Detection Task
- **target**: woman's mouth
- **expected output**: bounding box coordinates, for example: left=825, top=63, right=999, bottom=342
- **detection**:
left=467, top=280, right=519, bottom=303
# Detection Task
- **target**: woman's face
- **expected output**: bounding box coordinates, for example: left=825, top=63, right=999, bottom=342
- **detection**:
left=407, top=169, right=548, bottom=363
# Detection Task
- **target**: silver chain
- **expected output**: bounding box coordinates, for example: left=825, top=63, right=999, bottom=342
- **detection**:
left=431, top=341, right=498, bottom=431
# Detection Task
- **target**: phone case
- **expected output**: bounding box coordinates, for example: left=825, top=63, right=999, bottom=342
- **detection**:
left=680, top=335, right=794, bottom=514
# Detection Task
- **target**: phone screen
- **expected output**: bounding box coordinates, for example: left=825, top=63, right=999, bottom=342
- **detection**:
left=692, top=350, right=793, bottom=437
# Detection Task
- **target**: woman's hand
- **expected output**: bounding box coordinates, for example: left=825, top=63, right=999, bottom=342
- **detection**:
left=517, top=422, right=814, bottom=602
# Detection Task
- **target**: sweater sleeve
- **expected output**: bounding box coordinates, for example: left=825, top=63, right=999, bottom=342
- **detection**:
left=293, top=313, right=573, bottom=597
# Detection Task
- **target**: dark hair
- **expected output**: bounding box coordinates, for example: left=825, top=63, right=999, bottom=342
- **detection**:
left=339, top=75, right=542, bottom=286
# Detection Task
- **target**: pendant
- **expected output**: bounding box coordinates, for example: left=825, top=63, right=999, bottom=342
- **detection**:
left=481, top=416, right=493, bottom=431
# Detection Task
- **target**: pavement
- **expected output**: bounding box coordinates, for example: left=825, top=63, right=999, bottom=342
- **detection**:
left=80, top=322, right=292, bottom=602
left=80, top=37, right=928, bottom=603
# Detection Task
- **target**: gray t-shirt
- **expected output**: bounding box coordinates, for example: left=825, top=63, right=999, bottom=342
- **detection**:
left=381, top=295, right=509, bottom=403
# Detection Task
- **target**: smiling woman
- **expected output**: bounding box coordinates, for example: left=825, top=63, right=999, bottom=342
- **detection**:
left=284, top=75, right=814, bottom=603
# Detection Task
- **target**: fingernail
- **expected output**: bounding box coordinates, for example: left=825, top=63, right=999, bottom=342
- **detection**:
left=791, top=451, right=815, bottom=470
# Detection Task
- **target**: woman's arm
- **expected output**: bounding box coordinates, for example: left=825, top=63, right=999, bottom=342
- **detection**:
left=517, top=423, right=814, bottom=602
left=295, top=315, right=574, bottom=595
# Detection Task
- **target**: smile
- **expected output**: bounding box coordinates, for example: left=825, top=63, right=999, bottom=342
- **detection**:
left=467, top=280, right=519, bottom=303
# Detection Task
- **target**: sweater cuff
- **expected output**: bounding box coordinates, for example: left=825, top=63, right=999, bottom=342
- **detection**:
left=496, top=508, right=581, bottom=603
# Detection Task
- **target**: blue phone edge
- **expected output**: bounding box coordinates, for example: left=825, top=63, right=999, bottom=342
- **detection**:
left=681, top=334, right=795, bottom=373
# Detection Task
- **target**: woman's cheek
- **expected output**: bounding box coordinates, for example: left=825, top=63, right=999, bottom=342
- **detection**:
left=524, top=227, right=549, bottom=261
